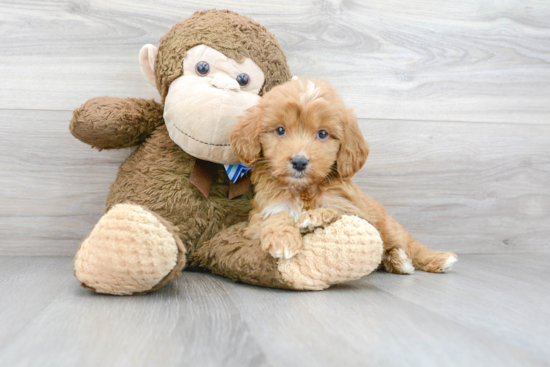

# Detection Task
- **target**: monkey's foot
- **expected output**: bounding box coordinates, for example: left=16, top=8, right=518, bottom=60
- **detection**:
left=278, top=215, right=383, bottom=290
left=74, top=203, right=186, bottom=295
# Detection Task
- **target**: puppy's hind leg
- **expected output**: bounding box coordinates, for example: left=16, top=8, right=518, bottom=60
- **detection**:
left=381, top=216, right=457, bottom=274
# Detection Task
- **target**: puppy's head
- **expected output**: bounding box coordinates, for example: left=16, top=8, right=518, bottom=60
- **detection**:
left=230, top=77, right=369, bottom=186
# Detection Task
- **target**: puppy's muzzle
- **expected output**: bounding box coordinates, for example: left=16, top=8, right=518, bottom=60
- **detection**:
left=291, top=156, right=308, bottom=172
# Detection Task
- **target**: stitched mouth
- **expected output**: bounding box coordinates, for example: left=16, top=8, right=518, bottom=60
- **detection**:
left=164, top=79, right=259, bottom=149
left=172, top=124, right=231, bottom=147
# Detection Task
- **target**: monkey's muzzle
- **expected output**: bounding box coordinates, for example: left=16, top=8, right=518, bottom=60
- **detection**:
left=164, top=75, right=261, bottom=164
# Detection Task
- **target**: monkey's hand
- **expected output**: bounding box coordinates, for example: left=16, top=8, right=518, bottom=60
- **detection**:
left=70, top=97, right=164, bottom=150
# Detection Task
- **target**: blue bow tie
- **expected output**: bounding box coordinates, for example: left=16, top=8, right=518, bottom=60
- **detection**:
left=224, top=164, right=253, bottom=183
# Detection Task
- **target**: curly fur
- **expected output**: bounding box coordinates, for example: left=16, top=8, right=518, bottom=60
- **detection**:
left=230, top=77, right=457, bottom=272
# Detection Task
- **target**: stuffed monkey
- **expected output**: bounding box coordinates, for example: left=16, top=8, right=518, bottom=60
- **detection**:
left=71, top=9, right=383, bottom=295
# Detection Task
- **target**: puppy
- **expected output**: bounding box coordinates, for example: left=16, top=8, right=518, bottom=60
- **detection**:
left=230, top=77, right=457, bottom=274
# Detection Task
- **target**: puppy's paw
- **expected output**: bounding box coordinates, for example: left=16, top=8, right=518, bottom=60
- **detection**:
left=261, top=226, right=303, bottom=259
left=297, top=208, right=341, bottom=233
left=419, top=252, right=458, bottom=273
left=382, top=248, right=415, bottom=275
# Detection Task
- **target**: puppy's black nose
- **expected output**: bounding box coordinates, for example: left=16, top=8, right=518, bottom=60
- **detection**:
left=291, top=156, right=308, bottom=171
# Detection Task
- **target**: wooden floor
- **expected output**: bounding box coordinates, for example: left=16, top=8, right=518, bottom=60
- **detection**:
left=0, top=253, right=548, bottom=367
left=1, top=1, right=549, bottom=366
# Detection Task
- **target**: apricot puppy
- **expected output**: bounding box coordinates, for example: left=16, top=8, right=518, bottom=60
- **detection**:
left=230, top=77, right=457, bottom=274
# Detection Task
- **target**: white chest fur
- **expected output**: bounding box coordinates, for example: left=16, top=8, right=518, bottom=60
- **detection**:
left=261, top=193, right=331, bottom=222
left=262, top=200, right=302, bottom=222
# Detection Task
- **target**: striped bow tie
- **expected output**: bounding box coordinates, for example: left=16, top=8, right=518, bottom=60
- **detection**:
left=224, top=163, right=253, bottom=183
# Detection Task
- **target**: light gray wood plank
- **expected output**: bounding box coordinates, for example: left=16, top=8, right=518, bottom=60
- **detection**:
left=356, top=118, right=550, bottom=254
left=359, top=253, right=550, bottom=361
left=225, top=273, right=546, bottom=367
left=0, top=0, right=549, bottom=123
left=1, top=110, right=548, bottom=255
left=2, top=255, right=548, bottom=367
left=0, top=257, right=270, bottom=367
left=0, top=110, right=133, bottom=255
left=0, top=257, right=74, bottom=344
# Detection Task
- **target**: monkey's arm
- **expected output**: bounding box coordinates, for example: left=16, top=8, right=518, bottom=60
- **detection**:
left=69, top=97, right=164, bottom=150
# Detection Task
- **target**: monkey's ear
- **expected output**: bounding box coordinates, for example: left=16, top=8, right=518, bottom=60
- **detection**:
left=230, top=105, right=263, bottom=167
left=336, top=109, right=369, bottom=179
left=139, top=44, right=158, bottom=87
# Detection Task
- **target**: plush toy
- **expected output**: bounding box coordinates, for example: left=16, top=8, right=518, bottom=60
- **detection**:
left=70, top=9, right=383, bottom=295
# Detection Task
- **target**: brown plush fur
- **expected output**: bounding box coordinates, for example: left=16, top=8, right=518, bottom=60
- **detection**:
left=70, top=10, right=391, bottom=294
left=230, top=78, right=457, bottom=273
left=104, top=125, right=253, bottom=256
left=189, top=222, right=292, bottom=289
left=70, top=97, right=164, bottom=150
left=70, top=10, right=291, bottom=291
left=155, top=9, right=291, bottom=102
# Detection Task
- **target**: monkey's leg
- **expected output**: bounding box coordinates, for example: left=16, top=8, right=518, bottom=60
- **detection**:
left=74, top=203, right=186, bottom=295
left=190, top=215, right=383, bottom=291
left=380, top=216, right=457, bottom=274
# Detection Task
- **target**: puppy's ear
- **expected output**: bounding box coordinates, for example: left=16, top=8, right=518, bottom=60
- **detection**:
left=230, top=105, right=263, bottom=166
left=336, top=109, right=369, bottom=179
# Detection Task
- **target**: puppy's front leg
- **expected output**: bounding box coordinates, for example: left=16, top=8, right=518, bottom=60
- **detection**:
left=297, top=208, right=341, bottom=234
left=261, top=212, right=302, bottom=259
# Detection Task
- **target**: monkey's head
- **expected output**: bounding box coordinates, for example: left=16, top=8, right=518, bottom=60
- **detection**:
left=139, top=9, right=292, bottom=164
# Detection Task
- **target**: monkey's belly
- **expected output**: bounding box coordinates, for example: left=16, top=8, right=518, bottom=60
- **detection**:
left=105, top=126, right=252, bottom=256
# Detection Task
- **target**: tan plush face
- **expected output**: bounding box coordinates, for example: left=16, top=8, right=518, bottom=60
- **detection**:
left=141, top=44, right=266, bottom=164
left=165, top=45, right=265, bottom=164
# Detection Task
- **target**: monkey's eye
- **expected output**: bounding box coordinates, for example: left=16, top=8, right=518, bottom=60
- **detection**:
left=317, top=130, right=329, bottom=140
left=275, top=126, right=286, bottom=137
left=196, top=61, right=210, bottom=76
left=236, top=73, right=250, bottom=87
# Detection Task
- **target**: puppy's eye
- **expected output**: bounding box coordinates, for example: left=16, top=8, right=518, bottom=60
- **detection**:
left=275, top=126, right=286, bottom=137
left=196, top=61, right=210, bottom=76
left=236, top=73, right=250, bottom=87
left=317, top=130, right=329, bottom=140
